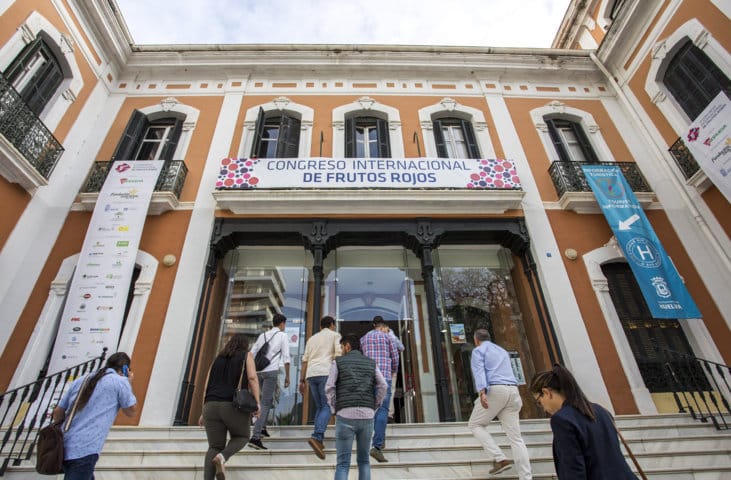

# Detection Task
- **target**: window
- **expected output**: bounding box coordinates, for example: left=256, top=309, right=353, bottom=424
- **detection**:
left=432, top=118, right=480, bottom=159
left=112, top=110, right=183, bottom=161
left=3, top=38, right=63, bottom=116
left=545, top=118, right=599, bottom=163
left=663, top=41, right=730, bottom=120
left=250, top=108, right=300, bottom=158
left=345, top=116, right=390, bottom=158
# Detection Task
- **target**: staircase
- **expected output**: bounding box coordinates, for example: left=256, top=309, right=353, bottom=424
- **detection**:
left=3, top=414, right=731, bottom=479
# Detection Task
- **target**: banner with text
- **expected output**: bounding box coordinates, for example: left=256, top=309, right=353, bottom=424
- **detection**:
left=215, top=158, right=521, bottom=190
left=47, top=160, right=163, bottom=374
left=684, top=91, right=731, bottom=203
left=582, top=165, right=701, bottom=319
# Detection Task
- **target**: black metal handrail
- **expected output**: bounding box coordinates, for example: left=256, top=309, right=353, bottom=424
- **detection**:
left=0, top=73, right=64, bottom=180
left=660, top=347, right=730, bottom=430
left=548, top=161, right=653, bottom=199
left=80, top=160, right=188, bottom=198
left=668, top=137, right=701, bottom=180
left=0, top=349, right=107, bottom=475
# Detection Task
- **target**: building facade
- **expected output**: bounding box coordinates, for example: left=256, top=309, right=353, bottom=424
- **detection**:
left=0, top=0, right=728, bottom=427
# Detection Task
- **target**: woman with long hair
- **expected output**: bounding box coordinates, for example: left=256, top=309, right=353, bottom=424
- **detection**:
left=52, top=352, right=137, bottom=479
left=199, top=334, right=260, bottom=480
left=530, top=364, right=638, bottom=479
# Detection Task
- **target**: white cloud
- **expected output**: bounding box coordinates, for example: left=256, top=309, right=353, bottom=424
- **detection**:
left=116, top=0, right=571, bottom=48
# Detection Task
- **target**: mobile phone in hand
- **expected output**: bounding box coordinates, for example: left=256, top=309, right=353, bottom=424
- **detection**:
left=122, top=365, right=129, bottom=377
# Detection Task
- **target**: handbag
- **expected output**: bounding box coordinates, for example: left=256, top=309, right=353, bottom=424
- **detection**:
left=36, top=375, right=90, bottom=475
left=233, top=355, right=258, bottom=413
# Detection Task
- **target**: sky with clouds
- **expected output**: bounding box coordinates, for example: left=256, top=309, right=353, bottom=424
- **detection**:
left=116, top=0, right=572, bottom=48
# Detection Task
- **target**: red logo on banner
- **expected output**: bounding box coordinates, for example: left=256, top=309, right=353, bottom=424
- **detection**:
left=115, top=163, right=131, bottom=172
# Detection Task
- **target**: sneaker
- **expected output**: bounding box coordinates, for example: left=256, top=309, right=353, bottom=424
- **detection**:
left=369, top=447, right=388, bottom=463
left=212, top=453, right=226, bottom=480
left=489, top=459, right=514, bottom=475
left=261, top=428, right=270, bottom=437
left=247, top=437, right=267, bottom=450
left=307, top=437, right=326, bottom=460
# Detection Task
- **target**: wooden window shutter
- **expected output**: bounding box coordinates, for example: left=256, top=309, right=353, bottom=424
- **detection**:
left=376, top=118, right=391, bottom=158
left=276, top=114, right=300, bottom=158
left=461, top=119, right=480, bottom=159
left=5, top=39, right=63, bottom=116
left=570, top=121, right=599, bottom=163
left=112, top=110, right=149, bottom=161
left=250, top=107, right=265, bottom=158
left=544, top=118, right=571, bottom=162
left=159, top=118, right=183, bottom=160
left=432, top=120, right=448, bottom=158
left=344, top=117, right=355, bottom=157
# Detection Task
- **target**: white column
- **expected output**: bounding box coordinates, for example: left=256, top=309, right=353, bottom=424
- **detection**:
left=485, top=95, right=613, bottom=409
left=0, top=83, right=122, bottom=357
left=140, top=92, right=243, bottom=425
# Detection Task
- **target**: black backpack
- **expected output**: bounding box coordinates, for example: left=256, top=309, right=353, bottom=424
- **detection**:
left=254, top=331, right=281, bottom=371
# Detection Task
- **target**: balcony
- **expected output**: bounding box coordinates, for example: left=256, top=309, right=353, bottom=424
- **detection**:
left=78, top=160, right=188, bottom=214
left=0, top=73, right=64, bottom=192
left=548, top=161, right=655, bottom=214
left=668, top=137, right=711, bottom=190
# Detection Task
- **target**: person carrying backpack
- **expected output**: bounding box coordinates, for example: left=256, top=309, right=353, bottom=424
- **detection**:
left=247, top=313, right=290, bottom=450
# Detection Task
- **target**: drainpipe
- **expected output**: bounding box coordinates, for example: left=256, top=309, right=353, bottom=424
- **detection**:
left=589, top=52, right=730, bottom=274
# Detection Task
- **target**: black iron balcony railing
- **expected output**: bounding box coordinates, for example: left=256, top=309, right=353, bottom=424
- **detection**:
left=548, top=161, right=652, bottom=199
left=668, top=137, right=701, bottom=180
left=81, top=160, right=188, bottom=198
left=658, top=346, right=730, bottom=431
left=0, top=349, right=107, bottom=476
left=0, top=73, right=64, bottom=180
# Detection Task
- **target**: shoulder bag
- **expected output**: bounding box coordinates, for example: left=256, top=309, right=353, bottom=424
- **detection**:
left=233, top=354, right=258, bottom=413
left=36, top=374, right=91, bottom=475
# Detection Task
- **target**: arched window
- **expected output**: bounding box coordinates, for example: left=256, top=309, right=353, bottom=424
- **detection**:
left=112, top=110, right=184, bottom=161
left=432, top=117, right=480, bottom=159
left=3, top=37, right=63, bottom=115
left=345, top=115, right=390, bottom=158
left=250, top=107, right=301, bottom=158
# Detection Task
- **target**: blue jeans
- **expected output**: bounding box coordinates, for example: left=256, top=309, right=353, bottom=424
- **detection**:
left=308, top=375, right=331, bottom=442
left=372, top=379, right=392, bottom=449
left=63, top=453, right=99, bottom=480
left=335, top=416, right=373, bottom=480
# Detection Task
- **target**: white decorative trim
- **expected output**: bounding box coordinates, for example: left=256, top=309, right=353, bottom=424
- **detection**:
left=8, top=251, right=158, bottom=389
left=645, top=19, right=731, bottom=133
left=62, top=88, right=77, bottom=102
left=239, top=100, right=314, bottom=158
left=417, top=99, right=495, bottom=158
left=332, top=98, right=404, bottom=158
left=0, top=12, right=84, bottom=132
left=160, top=97, right=179, bottom=112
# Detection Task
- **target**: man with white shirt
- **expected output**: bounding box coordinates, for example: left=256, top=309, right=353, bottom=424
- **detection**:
left=299, top=315, right=341, bottom=459
left=248, top=313, right=290, bottom=450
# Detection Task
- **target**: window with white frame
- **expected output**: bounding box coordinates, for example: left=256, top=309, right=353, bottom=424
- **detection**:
left=345, top=116, right=390, bottom=158
left=112, top=110, right=183, bottom=161
left=3, top=37, right=63, bottom=116
left=251, top=107, right=301, bottom=158
left=545, top=118, right=599, bottom=163
left=432, top=118, right=480, bottom=159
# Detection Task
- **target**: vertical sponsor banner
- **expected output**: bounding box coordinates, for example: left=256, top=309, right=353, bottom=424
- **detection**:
left=684, top=92, right=731, bottom=203
left=47, top=160, right=163, bottom=374
left=582, top=165, right=701, bottom=319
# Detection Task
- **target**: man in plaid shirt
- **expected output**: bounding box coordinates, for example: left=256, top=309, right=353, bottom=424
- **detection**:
left=360, top=316, right=400, bottom=463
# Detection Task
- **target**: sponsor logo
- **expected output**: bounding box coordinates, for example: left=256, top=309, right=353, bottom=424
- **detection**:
left=119, top=178, right=144, bottom=184
left=98, top=226, right=114, bottom=232
left=105, top=285, right=115, bottom=290
left=82, top=293, right=92, bottom=299
left=687, top=127, right=700, bottom=142
left=88, top=252, right=104, bottom=257
left=651, top=276, right=672, bottom=298
left=115, top=163, right=131, bottom=173
left=77, top=303, right=87, bottom=311
left=98, top=294, right=116, bottom=299
left=79, top=285, right=98, bottom=290
left=114, top=250, right=130, bottom=257
left=111, top=260, right=123, bottom=268
left=72, top=327, right=81, bottom=332
left=70, top=317, right=81, bottom=322
left=86, top=262, right=101, bottom=267
left=109, top=189, right=139, bottom=200
left=93, top=241, right=106, bottom=248
left=90, top=327, right=111, bottom=333
left=106, top=274, right=123, bottom=280
left=96, top=306, right=113, bottom=311
left=116, top=241, right=129, bottom=247
left=117, top=225, right=129, bottom=232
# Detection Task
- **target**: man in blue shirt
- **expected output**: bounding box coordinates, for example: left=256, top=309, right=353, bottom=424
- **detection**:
left=469, top=329, right=532, bottom=479
left=52, top=352, right=137, bottom=480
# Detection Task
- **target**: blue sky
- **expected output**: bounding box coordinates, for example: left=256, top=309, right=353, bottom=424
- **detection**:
left=116, top=0, right=571, bottom=48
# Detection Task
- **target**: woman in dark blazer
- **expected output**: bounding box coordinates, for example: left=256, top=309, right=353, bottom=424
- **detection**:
left=530, top=364, right=638, bottom=480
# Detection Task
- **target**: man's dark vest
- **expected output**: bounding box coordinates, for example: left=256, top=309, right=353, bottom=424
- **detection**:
left=335, top=350, right=377, bottom=411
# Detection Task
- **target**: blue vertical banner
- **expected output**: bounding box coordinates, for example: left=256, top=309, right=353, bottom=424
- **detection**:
left=582, top=165, right=701, bottom=319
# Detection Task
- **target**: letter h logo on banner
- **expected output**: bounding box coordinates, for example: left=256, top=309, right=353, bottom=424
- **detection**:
left=581, top=165, right=701, bottom=319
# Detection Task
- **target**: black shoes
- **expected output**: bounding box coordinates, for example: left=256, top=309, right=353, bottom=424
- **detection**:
left=261, top=428, right=270, bottom=437
left=247, top=437, right=267, bottom=450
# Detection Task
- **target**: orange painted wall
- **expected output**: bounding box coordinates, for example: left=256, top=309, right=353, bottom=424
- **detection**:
left=0, top=209, right=193, bottom=426
left=0, top=0, right=102, bottom=143
left=505, top=97, right=634, bottom=201
left=0, top=177, right=30, bottom=251
left=95, top=96, right=225, bottom=203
